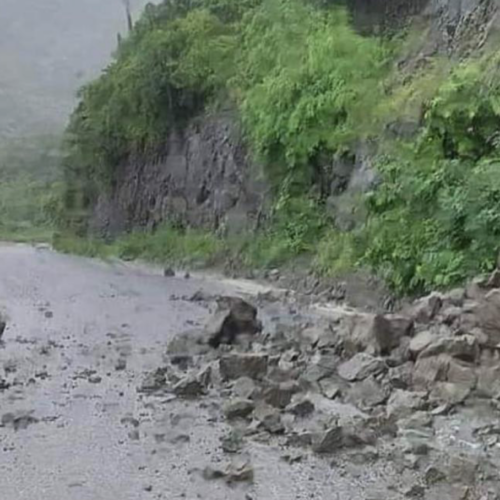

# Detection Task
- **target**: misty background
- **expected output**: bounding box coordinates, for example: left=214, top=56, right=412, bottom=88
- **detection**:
left=0, top=0, right=151, bottom=141
left=0, top=0, right=152, bottom=241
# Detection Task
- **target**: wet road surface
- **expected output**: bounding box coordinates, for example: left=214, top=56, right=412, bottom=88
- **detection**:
left=0, top=244, right=414, bottom=500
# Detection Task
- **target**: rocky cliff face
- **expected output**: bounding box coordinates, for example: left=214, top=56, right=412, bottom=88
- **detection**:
left=90, top=114, right=268, bottom=236
left=90, top=0, right=500, bottom=237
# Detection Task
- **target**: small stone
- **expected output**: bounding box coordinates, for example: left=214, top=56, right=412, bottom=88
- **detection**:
left=263, top=381, right=300, bottom=408
left=338, top=353, right=386, bottom=382
left=225, top=456, right=254, bottom=483
left=312, top=426, right=343, bottom=454
left=409, top=331, right=435, bottom=358
left=425, top=465, right=446, bottom=485
left=173, top=375, right=205, bottom=398
left=403, top=484, right=425, bottom=498
left=254, top=404, right=284, bottom=434
left=202, top=466, right=226, bottom=481
left=281, top=450, right=304, bottom=464
left=319, top=378, right=341, bottom=399
left=0, top=315, right=7, bottom=338
left=163, top=267, right=175, bottom=277
left=232, top=377, right=259, bottom=400
left=88, top=375, right=102, bottom=384
left=115, top=358, right=127, bottom=371
left=286, top=396, right=315, bottom=417
left=224, top=399, right=255, bottom=420
left=387, top=362, right=414, bottom=389
left=221, top=430, right=244, bottom=454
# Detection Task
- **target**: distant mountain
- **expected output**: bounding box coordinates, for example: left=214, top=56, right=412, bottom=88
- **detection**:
left=0, top=0, right=151, bottom=140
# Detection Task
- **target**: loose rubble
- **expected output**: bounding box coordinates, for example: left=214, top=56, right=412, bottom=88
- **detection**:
left=147, top=272, right=500, bottom=496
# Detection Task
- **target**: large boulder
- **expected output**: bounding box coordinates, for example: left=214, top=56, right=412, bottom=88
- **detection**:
left=334, top=311, right=413, bottom=355
left=337, top=353, right=386, bottom=382
left=413, top=355, right=451, bottom=390
left=460, top=289, right=500, bottom=347
left=219, top=353, right=268, bottom=381
left=207, top=297, right=262, bottom=348
left=371, top=314, right=414, bottom=354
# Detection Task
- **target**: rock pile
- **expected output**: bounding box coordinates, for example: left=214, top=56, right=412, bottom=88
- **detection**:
left=144, top=281, right=500, bottom=496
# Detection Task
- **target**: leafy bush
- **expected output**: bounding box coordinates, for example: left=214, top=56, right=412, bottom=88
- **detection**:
left=359, top=53, right=500, bottom=293
left=236, top=0, right=387, bottom=188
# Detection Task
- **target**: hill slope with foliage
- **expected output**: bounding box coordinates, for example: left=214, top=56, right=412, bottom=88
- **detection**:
left=63, top=0, right=500, bottom=295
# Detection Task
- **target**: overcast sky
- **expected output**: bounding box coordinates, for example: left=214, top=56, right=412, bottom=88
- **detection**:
left=0, top=0, right=151, bottom=140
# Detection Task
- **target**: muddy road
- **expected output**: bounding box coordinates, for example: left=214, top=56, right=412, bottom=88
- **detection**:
left=0, top=244, right=498, bottom=500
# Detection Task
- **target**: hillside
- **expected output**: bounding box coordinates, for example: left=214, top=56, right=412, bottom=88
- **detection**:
left=54, top=0, right=500, bottom=294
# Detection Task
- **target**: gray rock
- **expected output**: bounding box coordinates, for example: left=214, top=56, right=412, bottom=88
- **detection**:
left=219, top=353, right=268, bottom=381
left=372, top=313, right=414, bottom=353
left=477, top=363, right=500, bottom=398
left=419, top=335, right=479, bottom=362
left=173, top=375, right=206, bottom=398
left=338, top=353, right=386, bottom=382
left=429, top=382, right=471, bottom=406
left=387, top=390, right=427, bottom=419
left=403, top=484, right=425, bottom=498
left=286, top=396, right=315, bottom=417
left=225, top=455, right=254, bottom=483
left=312, top=426, right=344, bottom=453
left=163, top=267, right=175, bottom=277
left=263, top=381, right=300, bottom=408
left=221, top=430, right=244, bottom=454
left=224, top=399, right=255, bottom=420
left=139, top=368, right=168, bottom=393
left=487, top=268, right=500, bottom=288
left=398, top=411, right=433, bottom=431
left=1, top=410, right=38, bottom=430
left=439, top=306, right=462, bottom=326
left=0, top=315, right=7, bottom=338
left=443, top=288, right=465, bottom=307
left=446, top=359, right=477, bottom=390
left=319, top=378, right=341, bottom=399
left=232, top=376, right=259, bottom=400
left=413, top=355, right=451, bottom=390
left=411, top=293, right=442, bottom=323
left=460, top=289, right=500, bottom=346
left=447, top=455, right=479, bottom=484
left=346, top=376, right=390, bottom=409
left=409, top=331, right=435, bottom=358
left=253, top=404, right=284, bottom=434
left=424, top=465, right=446, bottom=485
left=387, top=362, right=415, bottom=390
left=208, top=297, right=261, bottom=348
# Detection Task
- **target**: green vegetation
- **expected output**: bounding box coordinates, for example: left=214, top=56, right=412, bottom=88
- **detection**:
left=60, top=0, right=500, bottom=295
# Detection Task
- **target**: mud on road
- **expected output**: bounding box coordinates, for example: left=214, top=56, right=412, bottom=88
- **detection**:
left=0, top=244, right=499, bottom=500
